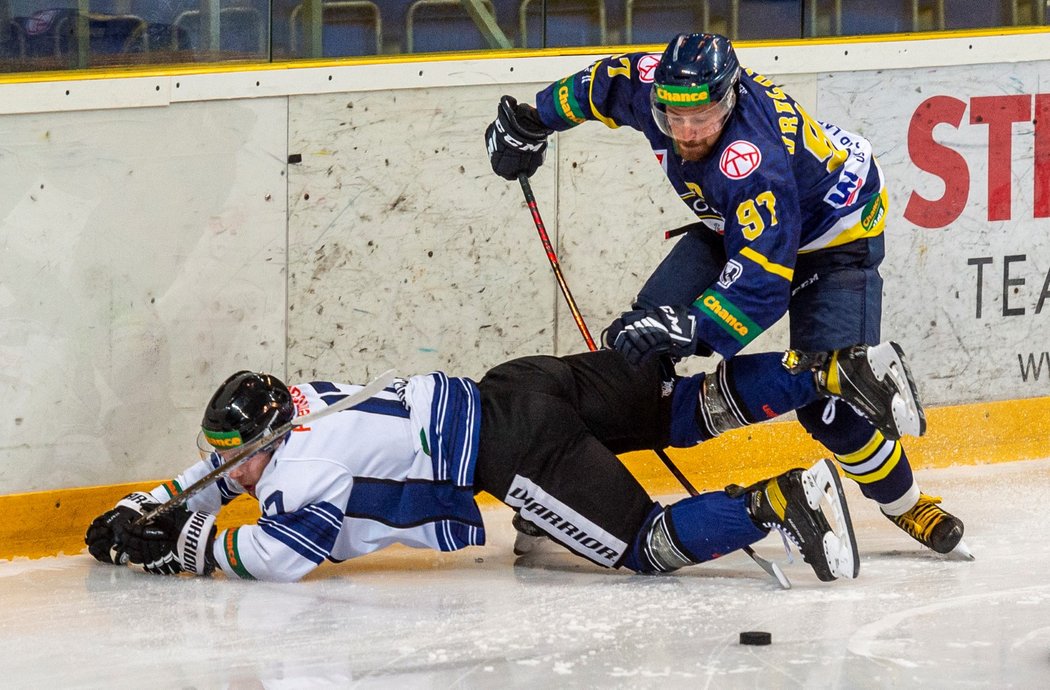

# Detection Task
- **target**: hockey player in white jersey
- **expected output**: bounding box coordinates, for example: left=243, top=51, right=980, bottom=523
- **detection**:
left=84, top=349, right=879, bottom=583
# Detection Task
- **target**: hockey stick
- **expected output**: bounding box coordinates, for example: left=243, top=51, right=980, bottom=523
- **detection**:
left=516, top=175, right=789, bottom=588
left=518, top=174, right=597, bottom=351
left=135, top=368, right=397, bottom=526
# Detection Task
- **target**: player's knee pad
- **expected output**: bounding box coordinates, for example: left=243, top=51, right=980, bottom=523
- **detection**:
left=669, top=363, right=749, bottom=446
left=621, top=504, right=692, bottom=574
left=696, top=361, right=752, bottom=438
left=621, top=493, right=766, bottom=574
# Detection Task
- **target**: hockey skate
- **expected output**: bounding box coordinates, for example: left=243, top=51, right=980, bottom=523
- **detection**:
left=730, top=458, right=859, bottom=582
left=512, top=512, right=549, bottom=556
left=784, top=341, right=926, bottom=440
left=885, top=493, right=974, bottom=560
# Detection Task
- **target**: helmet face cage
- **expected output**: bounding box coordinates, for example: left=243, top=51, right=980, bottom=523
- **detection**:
left=197, top=371, right=294, bottom=459
left=650, top=32, right=741, bottom=141
left=650, top=83, right=737, bottom=139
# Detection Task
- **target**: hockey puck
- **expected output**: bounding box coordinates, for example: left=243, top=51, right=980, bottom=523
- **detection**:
left=739, top=631, right=772, bottom=646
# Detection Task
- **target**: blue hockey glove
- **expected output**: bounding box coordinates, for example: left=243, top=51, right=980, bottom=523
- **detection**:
left=485, top=95, right=552, bottom=180
left=117, top=507, right=217, bottom=576
left=609, top=305, right=705, bottom=365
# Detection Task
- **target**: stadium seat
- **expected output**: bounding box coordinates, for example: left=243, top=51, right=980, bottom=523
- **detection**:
left=290, top=1, right=383, bottom=56
left=406, top=0, right=499, bottom=53
left=173, top=6, right=267, bottom=54
left=519, top=0, right=607, bottom=48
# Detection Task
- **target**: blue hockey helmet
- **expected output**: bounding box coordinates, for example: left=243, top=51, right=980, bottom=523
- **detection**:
left=650, top=33, right=741, bottom=141
left=197, top=371, right=294, bottom=457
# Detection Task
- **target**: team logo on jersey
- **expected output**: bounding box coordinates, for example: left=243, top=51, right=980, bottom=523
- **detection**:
left=860, top=193, right=886, bottom=231
left=681, top=182, right=725, bottom=231
left=581, top=61, right=599, bottom=84
left=654, top=149, right=667, bottom=172
left=717, top=260, right=744, bottom=289
left=637, top=54, right=660, bottom=83
left=719, top=140, right=762, bottom=179
left=824, top=170, right=862, bottom=208
left=554, top=76, right=586, bottom=125
left=288, top=385, right=312, bottom=432
left=694, top=289, right=761, bottom=344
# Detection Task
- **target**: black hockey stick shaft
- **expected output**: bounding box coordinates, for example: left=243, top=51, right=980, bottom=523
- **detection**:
left=516, top=174, right=700, bottom=494
left=135, top=368, right=397, bottom=525
left=518, top=173, right=598, bottom=351
left=516, top=174, right=697, bottom=487
left=517, top=176, right=788, bottom=588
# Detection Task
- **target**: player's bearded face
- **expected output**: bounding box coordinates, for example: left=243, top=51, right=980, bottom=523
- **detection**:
left=665, top=103, right=731, bottom=160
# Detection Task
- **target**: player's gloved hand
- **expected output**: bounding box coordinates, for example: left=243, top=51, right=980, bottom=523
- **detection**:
left=601, top=313, right=629, bottom=351
left=84, top=492, right=157, bottom=565
left=117, top=507, right=217, bottom=576
left=485, top=95, right=553, bottom=180
left=608, top=305, right=705, bottom=365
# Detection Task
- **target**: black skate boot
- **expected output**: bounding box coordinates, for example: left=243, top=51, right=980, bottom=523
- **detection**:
left=783, top=341, right=926, bottom=440
left=884, top=493, right=973, bottom=559
left=730, top=459, right=859, bottom=582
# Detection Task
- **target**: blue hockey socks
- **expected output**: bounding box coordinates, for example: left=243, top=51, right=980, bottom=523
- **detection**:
left=669, top=351, right=820, bottom=447
left=622, top=492, right=767, bottom=573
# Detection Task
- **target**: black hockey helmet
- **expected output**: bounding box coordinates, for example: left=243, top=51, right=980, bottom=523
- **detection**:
left=650, top=33, right=741, bottom=139
left=197, top=371, right=294, bottom=456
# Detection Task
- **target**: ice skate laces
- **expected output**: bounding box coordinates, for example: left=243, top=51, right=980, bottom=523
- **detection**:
left=767, top=525, right=796, bottom=565
left=760, top=489, right=841, bottom=567
left=888, top=494, right=946, bottom=544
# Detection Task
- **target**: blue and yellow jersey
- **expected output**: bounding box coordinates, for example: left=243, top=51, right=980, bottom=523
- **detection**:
left=534, top=52, right=887, bottom=358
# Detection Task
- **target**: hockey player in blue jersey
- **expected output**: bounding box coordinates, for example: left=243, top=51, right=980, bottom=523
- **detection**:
left=85, top=349, right=881, bottom=583
left=485, top=33, right=969, bottom=558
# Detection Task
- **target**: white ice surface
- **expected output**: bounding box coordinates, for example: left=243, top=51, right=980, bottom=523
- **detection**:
left=1, top=459, right=1048, bottom=689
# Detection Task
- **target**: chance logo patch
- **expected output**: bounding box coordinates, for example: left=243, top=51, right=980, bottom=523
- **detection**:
left=638, top=54, right=660, bottom=83
left=719, top=140, right=762, bottom=180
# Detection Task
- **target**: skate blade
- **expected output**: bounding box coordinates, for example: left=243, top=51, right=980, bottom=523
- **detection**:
left=513, top=532, right=544, bottom=556
left=803, top=459, right=860, bottom=579
left=871, top=342, right=927, bottom=438
left=744, top=546, right=792, bottom=589
left=948, top=538, right=976, bottom=561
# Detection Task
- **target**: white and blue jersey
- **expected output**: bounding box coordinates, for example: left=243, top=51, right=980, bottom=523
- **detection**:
left=149, top=373, right=483, bottom=582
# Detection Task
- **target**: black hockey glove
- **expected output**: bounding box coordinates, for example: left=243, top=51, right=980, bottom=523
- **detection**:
left=117, top=507, right=217, bottom=576
left=84, top=491, right=157, bottom=565
left=485, top=95, right=552, bottom=180
left=608, top=305, right=706, bottom=365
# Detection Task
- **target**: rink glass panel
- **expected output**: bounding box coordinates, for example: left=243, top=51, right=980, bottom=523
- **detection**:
left=0, top=1, right=1046, bottom=74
